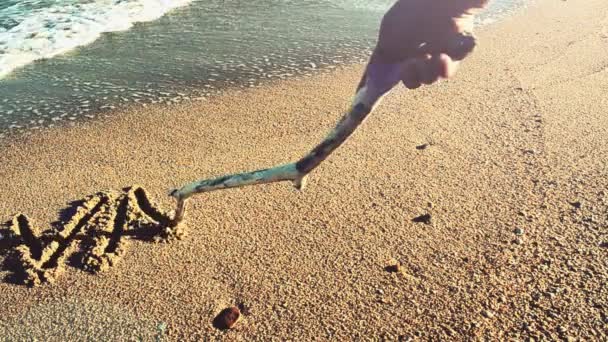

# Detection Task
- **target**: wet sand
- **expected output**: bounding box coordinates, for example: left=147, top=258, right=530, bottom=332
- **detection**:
left=1, top=0, right=607, bottom=340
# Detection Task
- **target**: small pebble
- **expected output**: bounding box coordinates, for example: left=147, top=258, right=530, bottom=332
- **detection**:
left=157, top=322, right=167, bottom=334
left=514, top=227, right=525, bottom=236
left=385, top=258, right=402, bottom=273
left=213, top=306, right=241, bottom=330
left=582, top=215, right=595, bottom=223
left=416, top=143, right=429, bottom=150
left=412, top=213, right=432, bottom=224
left=569, top=201, right=582, bottom=209
left=482, top=310, right=495, bottom=318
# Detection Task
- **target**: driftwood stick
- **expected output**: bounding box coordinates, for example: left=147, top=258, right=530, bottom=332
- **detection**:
left=168, top=81, right=391, bottom=227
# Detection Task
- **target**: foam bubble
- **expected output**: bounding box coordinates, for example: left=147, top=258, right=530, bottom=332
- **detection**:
left=0, top=0, right=193, bottom=79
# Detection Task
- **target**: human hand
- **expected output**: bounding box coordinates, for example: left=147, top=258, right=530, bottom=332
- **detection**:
left=359, top=0, right=488, bottom=93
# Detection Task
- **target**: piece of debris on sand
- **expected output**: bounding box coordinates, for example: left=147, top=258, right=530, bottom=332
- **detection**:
left=213, top=307, right=241, bottom=330
left=385, top=258, right=402, bottom=273
left=412, top=213, right=432, bottom=225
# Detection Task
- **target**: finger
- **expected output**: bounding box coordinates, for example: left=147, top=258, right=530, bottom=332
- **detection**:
left=437, top=53, right=460, bottom=79
left=400, top=60, right=422, bottom=90
left=416, top=31, right=477, bottom=66
left=418, top=55, right=442, bottom=85
left=445, top=32, right=477, bottom=61
left=455, top=0, right=490, bottom=12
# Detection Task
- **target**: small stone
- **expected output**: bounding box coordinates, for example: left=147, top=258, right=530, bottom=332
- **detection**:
left=416, top=143, right=429, bottom=150
left=157, top=322, right=167, bottom=334
left=444, top=326, right=457, bottom=336
left=599, top=242, right=608, bottom=248
left=569, top=201, right=582, bottom=209
left=514, top=227, right=525, bottom=236
left=385, top=258, right=402, bottom=273
left=482, top=310, right=495, bottom=318
left=213, top=306, right=241, bottom=330
left=582, top=215, right=595, bottom=223
left=378, top=297, right=390, bottom=304
left=412, top=213, right=432, bottom=224
left=376, top=288, right=385, bottom=295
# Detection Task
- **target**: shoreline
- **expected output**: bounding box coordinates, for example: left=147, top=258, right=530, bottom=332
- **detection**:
left=1, top=0, right=608, bottom=340
left=0, top=62, right=355, bottom=143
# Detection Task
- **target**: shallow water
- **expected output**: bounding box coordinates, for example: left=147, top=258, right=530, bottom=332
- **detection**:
left=0, top=0, right=525, bottom=137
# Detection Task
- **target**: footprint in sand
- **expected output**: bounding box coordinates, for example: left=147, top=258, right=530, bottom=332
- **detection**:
left=0, top=186, right=182, bottom=286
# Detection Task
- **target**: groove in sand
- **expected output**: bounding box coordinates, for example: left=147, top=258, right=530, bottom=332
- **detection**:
left=1, top=186, right=180, bottom=286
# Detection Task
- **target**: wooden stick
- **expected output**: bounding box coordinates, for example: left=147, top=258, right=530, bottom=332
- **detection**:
left=168, top=81, right=391, bottom=227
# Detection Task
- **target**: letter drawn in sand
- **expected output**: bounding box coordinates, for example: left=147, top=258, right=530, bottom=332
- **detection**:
left=0, top=186, right=182, bottom=286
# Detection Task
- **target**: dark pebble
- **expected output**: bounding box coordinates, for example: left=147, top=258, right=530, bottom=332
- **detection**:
left=213, top=307, right=241, bottom=330
left=569, top=201, right=582, bottom=209
left=385, top=259, right=402, bottom=273
left=412, top=214, right=432, bottom=224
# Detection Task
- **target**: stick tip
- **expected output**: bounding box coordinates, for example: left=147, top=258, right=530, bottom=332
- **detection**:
left=293, top=175, right=308, bottom=191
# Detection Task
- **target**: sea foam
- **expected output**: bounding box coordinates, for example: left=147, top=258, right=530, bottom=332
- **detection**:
left=0, top=0, right=193, bottom=79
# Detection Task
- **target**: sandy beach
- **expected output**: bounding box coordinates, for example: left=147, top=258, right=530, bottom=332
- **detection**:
left=1, top=0, right=607, bottom=340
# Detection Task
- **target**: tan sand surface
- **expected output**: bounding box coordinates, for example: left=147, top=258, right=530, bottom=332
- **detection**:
left=1, top=0, right=607, bottom=340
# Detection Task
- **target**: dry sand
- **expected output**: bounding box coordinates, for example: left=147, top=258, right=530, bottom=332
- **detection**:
left=1, top=0, right=607, bottom=340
